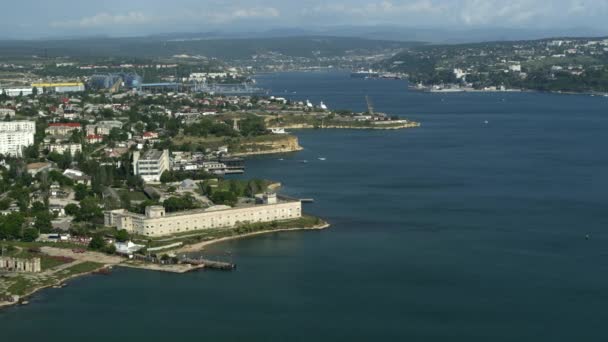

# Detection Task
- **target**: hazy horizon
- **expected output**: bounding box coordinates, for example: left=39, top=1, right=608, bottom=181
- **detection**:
left=2, top=0, right=608, bottom=40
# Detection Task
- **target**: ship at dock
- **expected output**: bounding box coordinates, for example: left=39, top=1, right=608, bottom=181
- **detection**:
left=351, top=69, right=380, bottom=79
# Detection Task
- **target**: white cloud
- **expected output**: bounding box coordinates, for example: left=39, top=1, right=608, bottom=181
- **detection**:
left=49, top=6, right=280, bottom=29
left=206, top=7, right=280, bottom=23
left=51, top=12, right=153, bottom=28
left=308, top=0, right=446, bottom=17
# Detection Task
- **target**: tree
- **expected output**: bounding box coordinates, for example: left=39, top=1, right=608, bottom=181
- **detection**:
left=22, top=228, right=39, bottom=242
left=88, top=235, right=106, bottom=250
left=34, top=212, right=54, bottom=233
left=211, top=191, right=237, bottom=207
left=0, top=212, right=25, bottom=240
left=74, top=184, right=91, bottom=201
left=75, top=197, right=103, bottom=222
left=115, top=229, right=130, bottom=243
left=64, top=203, right=80, bottom=216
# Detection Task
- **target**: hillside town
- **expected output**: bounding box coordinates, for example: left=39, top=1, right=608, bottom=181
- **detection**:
left=0, top=71, right=345, bottom=306
left=384, top=37, right=608, bottom=93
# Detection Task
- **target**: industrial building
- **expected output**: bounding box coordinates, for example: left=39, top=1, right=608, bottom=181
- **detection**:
left=88, top=73, right=142, bottom=90
left=133, top=149, right=171, bottom=182
left=104, top=193, right=302, bottom=237
left=32, top=82, right=85, bottom=94
left=0, top=121, right=36, bottom=157
left=0, top=87, right=33, bottom=97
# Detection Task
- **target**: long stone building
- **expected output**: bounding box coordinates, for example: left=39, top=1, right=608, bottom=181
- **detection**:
left=104, top=193, right=302, bottom=237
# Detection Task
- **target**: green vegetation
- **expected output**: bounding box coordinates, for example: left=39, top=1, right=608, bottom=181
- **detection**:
left=60, top=262, right=104, bottom=278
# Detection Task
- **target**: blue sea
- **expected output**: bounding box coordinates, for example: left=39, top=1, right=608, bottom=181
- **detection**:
left=2, top=72, right=608, bottom=341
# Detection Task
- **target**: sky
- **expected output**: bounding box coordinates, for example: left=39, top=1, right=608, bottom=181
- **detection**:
left=2, top=0, right=608, bottom=39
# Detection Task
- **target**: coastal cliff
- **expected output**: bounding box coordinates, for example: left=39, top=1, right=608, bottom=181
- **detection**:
left=232, top=135, right=303, bottom=156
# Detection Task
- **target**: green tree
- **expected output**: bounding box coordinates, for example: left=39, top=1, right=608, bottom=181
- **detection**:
left=64, top=203, right=80, bottom=216
left=0, top=212, right=25, bottom=240
left=22, top=228, right=39, bottom=242
left=34, top=212, right=54, bottom=233
left=74, top=184, right=91, bottom=201
left=211, top=191, right=237, bottom=207
left=115, top=229, right=130, bottom=243
left=75, top=197, right=103, bottom=222
left=88, top=235, right=106, bottom=250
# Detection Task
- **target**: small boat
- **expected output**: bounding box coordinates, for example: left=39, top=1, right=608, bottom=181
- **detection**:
left=318, top=157, right=326, bottom=161
left=278, top=158, right=284, bottom=161
left=300, top=160, right=308, bottom=164
left=484, top=120, right=489, bottom=125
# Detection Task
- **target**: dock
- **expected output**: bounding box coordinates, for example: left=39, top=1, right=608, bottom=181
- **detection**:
left=301, top=198, right=315, bottom=203
left=182, top=258, right=236, bottom=271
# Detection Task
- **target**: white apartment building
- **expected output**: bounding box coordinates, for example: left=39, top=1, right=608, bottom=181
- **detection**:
left=133, top=149, right=171, bottom=182
left=46, top=143, right=82, bottom=155
left=0, top=121, right=36, bottom=157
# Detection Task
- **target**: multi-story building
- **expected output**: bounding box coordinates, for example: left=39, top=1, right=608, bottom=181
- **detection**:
left=86, top=120, right=123, bottom=136
left=133, top=149, right=171, bottom=182
left=0, top=121, right=35, bottom=157
left=0, top=108, right=16, bottom=118
left=45, top=143, right=82, bottom=155
left=45, top=123, right=82, bottom=136
left=105, top=193, right=302, bottom=237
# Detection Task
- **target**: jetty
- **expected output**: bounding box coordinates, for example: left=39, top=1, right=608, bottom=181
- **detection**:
left=182, top=258, right=236, bottom=271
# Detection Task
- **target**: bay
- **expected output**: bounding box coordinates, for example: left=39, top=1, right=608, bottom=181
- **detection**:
left=2, top=72, right=608, bottom=341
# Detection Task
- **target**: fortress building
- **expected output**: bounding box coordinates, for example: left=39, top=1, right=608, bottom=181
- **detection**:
left=104, top=193, right=301, bottom=237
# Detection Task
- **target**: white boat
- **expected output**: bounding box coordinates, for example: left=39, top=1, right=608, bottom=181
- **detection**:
left=318, top=157, right=326, bottom=161
left=306, top=100, right=313, bottom=108
left=320, top=102, right=328, bottom=110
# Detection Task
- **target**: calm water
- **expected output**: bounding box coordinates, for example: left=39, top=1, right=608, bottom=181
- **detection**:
left=2, top=72, right=608, bottom=341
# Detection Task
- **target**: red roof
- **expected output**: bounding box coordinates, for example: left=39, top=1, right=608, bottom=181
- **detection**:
left=49, top=123, right=81, bottom=128
left=143, top=132, right=157, bottom=137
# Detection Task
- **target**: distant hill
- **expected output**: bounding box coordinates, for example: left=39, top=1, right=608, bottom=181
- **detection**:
left=0, top=36, right=423, bottom=60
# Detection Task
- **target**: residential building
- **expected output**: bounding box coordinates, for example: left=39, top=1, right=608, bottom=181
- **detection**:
left=46, top=123, right=82, bottom=136
left=133, top=149, right=171, bottom=182
left=86, top=120, right=123, bottom=136
left=26, top=162, right=52, bottom=175
left=46, top=143, right=82, bottom=155
left=86, top=134, right=103, bottom=144
left=0, top=121, right=35, bottom=157
left=0, top=108, right=16, bottom=117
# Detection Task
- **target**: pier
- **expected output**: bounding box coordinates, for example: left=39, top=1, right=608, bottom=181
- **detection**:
left=182, top=258, right=236, bottom=271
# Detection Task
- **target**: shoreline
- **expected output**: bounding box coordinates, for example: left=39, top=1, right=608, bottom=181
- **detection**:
left=0, top=222, right=330, bottom=310
left=0, top=263, right=107, bottom=310
left=274, top=123, right=421, bottom=130
left=176, top=222, right=330, bottom=253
